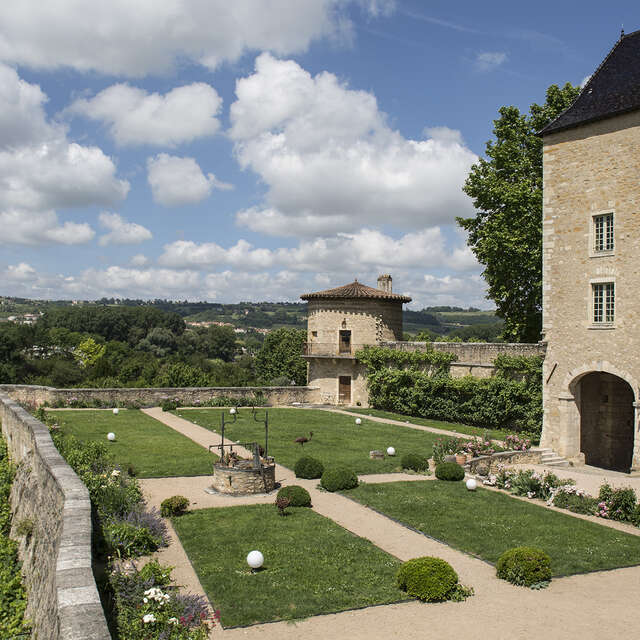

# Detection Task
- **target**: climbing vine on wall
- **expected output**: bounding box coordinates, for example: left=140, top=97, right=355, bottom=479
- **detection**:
left=357, top=347, right=542, bottom=437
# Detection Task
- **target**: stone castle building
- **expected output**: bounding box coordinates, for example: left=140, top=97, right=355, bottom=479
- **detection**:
left=300, top=275, right=411, bottom=406
left=540, top=29, right=640, bottom=472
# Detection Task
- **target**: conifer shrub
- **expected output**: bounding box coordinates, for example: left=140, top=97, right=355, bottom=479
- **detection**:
left=320, top=466, right=358, bottom=492
left=277, top=485, right=311, bottom=507
left=496, top=546, right=551, bottom=587
left=396, top=557, right=459, bottom=602
left=401, top=453, right=429, bottom=472
left=435, top=462, right=465, bottom=481
left=294, top=456, right=324, bottom=479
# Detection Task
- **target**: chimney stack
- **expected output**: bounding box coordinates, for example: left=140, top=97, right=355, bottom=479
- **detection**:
left=377, top=274, right=392, bottom=293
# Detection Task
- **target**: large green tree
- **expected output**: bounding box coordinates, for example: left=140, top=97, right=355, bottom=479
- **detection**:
left=255, top=328, right=306, bottom=386
left=458, top=83, right=580, bottom=343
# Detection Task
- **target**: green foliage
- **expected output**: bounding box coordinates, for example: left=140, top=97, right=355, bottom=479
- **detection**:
left=496, top=546, right=552, bottom=587
left=255, top=328, right=307, bottom=385
left=0, top=438, right=30, bottom=637
left=396, top=557, right=461, bottom=602
left=435, top=462, right=465, bottom=481
left=161, top=399, right=179, bottom=411
left=294, top=455, right=324, bottom=479
left=73, top=336, right=106, bottom=368
left=356, top=345, right=456, bottom=375
left=432, top=436, right=463, bottom=465
left=104, top=520, right=162, bottom=558
left=400, top=453, right=428, bottom=472
left=320, top=466, right=359, bottom=492
left=552, top=490, right=598, bottom=515
left=598, top=484, right=637, bottom=522
left=160, top=495, right=190, bottom=517
left=277, top=485, right=311, bottom=507
left=459, top=83, right=581, bottom=342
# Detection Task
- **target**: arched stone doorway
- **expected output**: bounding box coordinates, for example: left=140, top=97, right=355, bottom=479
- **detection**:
left=577, top=372, right=634, bottom=472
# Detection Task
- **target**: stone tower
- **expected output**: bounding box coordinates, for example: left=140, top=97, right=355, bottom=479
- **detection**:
left=300, top=276, right=411, bottom=406
left=540, top=29, right=640, bottom=471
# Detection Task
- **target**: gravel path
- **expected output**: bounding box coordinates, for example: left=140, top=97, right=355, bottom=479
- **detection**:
left=141, top=407, right=640, bottom=639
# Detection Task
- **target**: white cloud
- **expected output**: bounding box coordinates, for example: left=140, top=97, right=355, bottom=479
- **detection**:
left=98, top=212, right=152, bottom=246
left=147, top=154, right=232, bottom=206
left=4, top=262, right=37, bottom=281
left=230, top=53, right=477, bottom=236
left=0, top=1, right=384, bottom=76
left=0, top=210, right=94, bottom=246
left=474, top=51, right=507, bottom=72
left=68, top=83, right=222, bottom=147
left=130, top=254, right=149, bottom=267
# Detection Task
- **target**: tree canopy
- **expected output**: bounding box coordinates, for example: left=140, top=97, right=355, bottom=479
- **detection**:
left=458, top=83, right=580, bottom=343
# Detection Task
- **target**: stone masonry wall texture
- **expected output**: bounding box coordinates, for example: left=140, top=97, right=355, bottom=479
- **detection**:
left=0, top=391, right=111, bottom=640
left=542, top=111, right=640, bottom=469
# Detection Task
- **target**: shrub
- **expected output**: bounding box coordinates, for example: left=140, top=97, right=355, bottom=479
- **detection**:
left=631, top=504, right=640, bottom=528
left=161, top=399, right=179, bottom=411
left=431, top=436, right=461, bottom=465
left=104, top=520, right=163, bottom=558
left=160, top=495, right=190, bottom=518
left=396, top=557, right=461, bottom=602
left=277, top=485, right=311, bottom=507
left=598, top=484, right=637, bottom=522
left=401, top=453, right=429, bottom=472
left=294, top=456, right=324, bottom=479
left=435, top=462, right=465, bottom=481
left=496, top=546, right=551, bottom=587
left=551, top=489, right=598, bottom=515
left=320, top=466, right=359, bottom=492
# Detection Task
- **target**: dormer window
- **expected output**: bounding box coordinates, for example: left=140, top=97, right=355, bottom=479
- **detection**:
left=593, top=212, right=614, bottom=253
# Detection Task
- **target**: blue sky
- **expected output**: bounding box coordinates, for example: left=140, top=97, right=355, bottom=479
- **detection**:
left=0, top=1, right=636, bottom=308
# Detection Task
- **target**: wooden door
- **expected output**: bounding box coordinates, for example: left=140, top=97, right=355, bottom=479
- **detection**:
left=339, top=330, right=351, bottom=354
left=338, top=376, right=351, bottom=404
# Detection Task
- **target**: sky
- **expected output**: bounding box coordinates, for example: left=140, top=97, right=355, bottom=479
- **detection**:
left=0, top=0, right=637, bottom=309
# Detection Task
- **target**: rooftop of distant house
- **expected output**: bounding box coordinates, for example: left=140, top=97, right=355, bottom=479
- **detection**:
left=301, top=277, right=412, bottom=303
left=541, top=28, right=640, bottom=135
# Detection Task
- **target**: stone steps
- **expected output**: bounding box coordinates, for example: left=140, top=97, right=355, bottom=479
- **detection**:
left=538, top=448, right=570, bottom=467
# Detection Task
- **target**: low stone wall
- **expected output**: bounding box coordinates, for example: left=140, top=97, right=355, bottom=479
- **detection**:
left=0, top=384, right=320, bottom=408
left=383, top=341, right=545, bottom=365
left=0, top=391, right=110, bottom=640
left=209, top=463, right=276, bottom=494
left=467, top=450, right=543, bottom=475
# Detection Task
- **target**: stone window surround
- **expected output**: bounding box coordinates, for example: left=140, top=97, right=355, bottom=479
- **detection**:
left=589, top=209, right=615, bottom=258
left=588, top=276, right=616, bottom=329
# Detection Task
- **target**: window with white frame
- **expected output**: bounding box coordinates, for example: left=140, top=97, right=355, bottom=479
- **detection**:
left=593, top=213, right=614, bottom=252
left=592, top=282, right=615, bottom=324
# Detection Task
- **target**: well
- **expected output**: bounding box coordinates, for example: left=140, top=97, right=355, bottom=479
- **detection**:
left=209, top=461, right=276, bottom=494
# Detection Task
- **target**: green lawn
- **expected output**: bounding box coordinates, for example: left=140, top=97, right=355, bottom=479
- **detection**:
left=172, top=504, right=406, bottom=627
left=348, top=408, right=510, bottom=441
left=346, top=481, right=640, bottom=576
left=51, top=409, right=216, bottom=477
left=174, top=408, right=453, bottom=474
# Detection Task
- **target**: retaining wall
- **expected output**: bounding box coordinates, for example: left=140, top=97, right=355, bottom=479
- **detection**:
left=0, top=391, right=111, bottom=640
left=0, top=384, right=320, bottom=408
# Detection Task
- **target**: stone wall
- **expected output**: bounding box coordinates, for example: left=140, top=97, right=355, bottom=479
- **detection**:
left=0, top=391, right=110, bottom=640
left=0, top=384, right=320, bottom=408
left=542, top=111, right=640, bottom=469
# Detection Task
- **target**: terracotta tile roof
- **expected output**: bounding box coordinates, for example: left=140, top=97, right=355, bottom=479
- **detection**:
left=541, top=29, right=640, bottom=136
left=300, top=280, right=412, bottom=302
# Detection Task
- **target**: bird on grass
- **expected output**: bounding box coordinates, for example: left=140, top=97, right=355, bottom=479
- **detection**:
left=294, top=431, right=313, bottom=446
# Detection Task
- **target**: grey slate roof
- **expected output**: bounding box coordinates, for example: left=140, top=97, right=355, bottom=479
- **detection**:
left=301, top=280, right=412, bottom=303
left=541, top=29, right=640, bottom=136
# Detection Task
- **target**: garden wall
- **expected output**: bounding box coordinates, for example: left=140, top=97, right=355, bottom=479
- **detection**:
left=0, top=391, right=110, bottom=640
left=0, top=384, right=320, bottom=408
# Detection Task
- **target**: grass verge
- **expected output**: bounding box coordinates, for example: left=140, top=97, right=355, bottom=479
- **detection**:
left=172, top=503, right=406, bottom=627
left=51, top=409, right=216, bottom=477
left=346, top=481, right=640, bottom=576
left=174, top=407, right=452, bottom=474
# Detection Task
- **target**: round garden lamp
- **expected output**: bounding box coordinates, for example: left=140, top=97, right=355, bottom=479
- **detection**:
left=113, top=408, right=119, bottom=415
left=107, top=432, right=116, bottom=442
left=229, top=408, right=237, bottom=415
left=247, top=550, right=264, bottom=570
left=387, top=447, right=396, bottom=456
left=355, top=418, right=362, bottom=425
left=466, top=478, right=477, bottom=491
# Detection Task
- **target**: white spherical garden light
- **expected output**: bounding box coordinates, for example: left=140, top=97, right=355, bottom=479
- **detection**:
left=466, top=478, right=477, bottom=491
left=355, top=418, right=362, bottom=425
left=246, top=550, right=264, bottom=570
left=112, top=408, right=119, bottom=415
left=229, top=407, right=237, bottom=415
left=107, top=432, right=116, bottom=442
left=386, top=447, right=396, bottom=456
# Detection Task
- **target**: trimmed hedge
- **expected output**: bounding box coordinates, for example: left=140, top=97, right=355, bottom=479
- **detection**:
left=160, top=495, right=190, bottom=517
left=396, top=557, right=458, bottom=602
left=400, top=453, right=429, bottom=472
left=435, top=462, right=465, bottom=481
left=320, top=466, right=359, bottom=492
left=277, top=485, right=311, bottom=507
left=294, top=456, right=324, bottom=479
left=496, top=546, right=551, bottom=587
